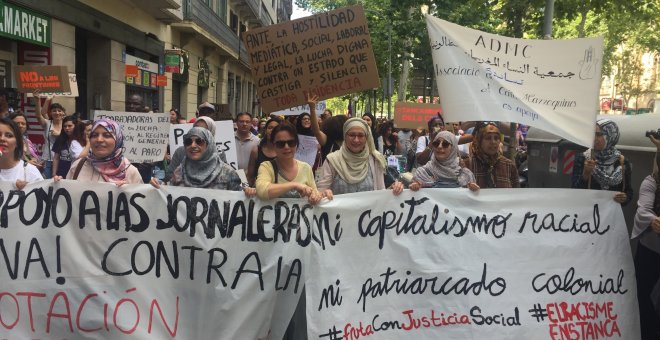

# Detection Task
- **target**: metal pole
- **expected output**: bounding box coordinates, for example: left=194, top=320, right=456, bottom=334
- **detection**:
left=542, top=0, right=555, bottom=39
left=387, top=23, right=392, bottom=120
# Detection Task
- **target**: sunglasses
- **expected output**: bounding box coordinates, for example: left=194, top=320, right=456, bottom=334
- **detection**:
left=183, top=137, right=207, bottom=146
left=274, top=140, right=297, bottom=148
left=432, top=140, right=451, bottom=149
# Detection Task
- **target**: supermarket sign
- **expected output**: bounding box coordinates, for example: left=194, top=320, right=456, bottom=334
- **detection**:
left=0, top=0, right=50, bottom=47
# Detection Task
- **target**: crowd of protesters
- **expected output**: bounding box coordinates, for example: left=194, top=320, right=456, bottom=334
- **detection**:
left=1, top=88, right=659, bottom=338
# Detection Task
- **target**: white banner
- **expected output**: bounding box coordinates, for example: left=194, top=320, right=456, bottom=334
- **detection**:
left=92, top=110, right=170, bottom=163
left=0, top=181, right=304, bottom=339
left=425, top=17, right=603, bottom=147
left=306, top=189, right=639, bottom=339
left=168, top=121, right=238, bottom=170
left=271, top=101, right=326, bottom=116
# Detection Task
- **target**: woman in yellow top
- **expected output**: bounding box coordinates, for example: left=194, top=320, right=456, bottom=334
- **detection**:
left=256, top=123, right=322, bottom=204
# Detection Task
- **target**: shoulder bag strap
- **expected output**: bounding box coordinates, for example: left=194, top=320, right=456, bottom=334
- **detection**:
left=269, top=159, right=278, bottom=184
left=72, top=158, right=86, bottom=180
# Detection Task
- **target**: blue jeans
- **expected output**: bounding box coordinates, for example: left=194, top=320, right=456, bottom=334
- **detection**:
left=43, top=160, right=53, bottom=179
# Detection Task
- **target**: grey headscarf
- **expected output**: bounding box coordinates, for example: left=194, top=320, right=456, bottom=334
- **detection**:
left=182, top=127, right=223, bottom=187
left=195, top=116, right=216, bottom=135
left=584, top=119, right=623, bottom=189
left=413, top=131, right=475, bottom=187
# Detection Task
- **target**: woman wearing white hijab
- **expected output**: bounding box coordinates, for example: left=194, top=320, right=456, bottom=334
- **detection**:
left=409, top=130, right=479, bottom=191
left=317, top=118, right=403, bottom=200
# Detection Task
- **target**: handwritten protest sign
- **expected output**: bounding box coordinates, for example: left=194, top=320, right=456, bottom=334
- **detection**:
left=295, top=135, right=319, bottom=167
left=425, top=16, right=603, bottom=147
left=26, top=73, right=79, bottom=97
left=306, top=189, right=639, bottom=339
left=93, top=110, right=169, bottom=163
left=14, top=65, right=70, bottom=93
left=243, top=5, right=380, bottom=113
left=168, top=120, right=238, bottom=170
left=0, top=181, right=303, bottom=339
left=271, top=101, right=327, bottom=116
left=394, top=102, right=444, bottom=129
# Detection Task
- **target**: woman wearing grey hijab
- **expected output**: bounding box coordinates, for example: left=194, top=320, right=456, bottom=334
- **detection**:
left=151, top=127, right=255, bottom=195
left=410, top=130, right=479, bottom=191
left=164, top=116, right=227, bottom=183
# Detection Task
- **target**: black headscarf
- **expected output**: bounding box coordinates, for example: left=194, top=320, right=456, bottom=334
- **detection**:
left=296, top=112, right=314, bottom=136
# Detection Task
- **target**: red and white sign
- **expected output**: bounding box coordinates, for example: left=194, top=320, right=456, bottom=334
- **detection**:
left=563, top=150, right=576, bottom=175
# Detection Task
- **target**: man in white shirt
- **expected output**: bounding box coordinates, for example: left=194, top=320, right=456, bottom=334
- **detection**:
left=234, top=112, right=260, bottom=171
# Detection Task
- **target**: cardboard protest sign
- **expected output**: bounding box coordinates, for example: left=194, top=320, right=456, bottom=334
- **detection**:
left=306, top=189, right=639, bottom=339
left=93, top=111, right=169, bottom=163
left=0, top=181, right=303, bottom=339
left=14, top=65, right=70, bottom=93
left=271, top=101, right=327, bottom=116
left=394, top=102, right=443, bottom=129
left=26, top=73, right=79, bottom=97
left=243, top=5, right=380, bottom=113
left=425, top=16, right=603, bottom=147
left=169, top=120, right=238, bottom=170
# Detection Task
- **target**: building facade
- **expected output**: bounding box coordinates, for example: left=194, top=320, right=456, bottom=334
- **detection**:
left=1, top=0, right=292, bottom=144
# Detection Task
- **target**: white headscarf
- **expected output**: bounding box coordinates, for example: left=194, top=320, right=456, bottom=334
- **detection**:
left=414, top=131, right=474, bottom=187
left=326, top=118, right=386, bottom=184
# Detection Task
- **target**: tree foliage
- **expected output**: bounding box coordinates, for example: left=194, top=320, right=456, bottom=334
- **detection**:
left=295, top=0, right=658, bottom=113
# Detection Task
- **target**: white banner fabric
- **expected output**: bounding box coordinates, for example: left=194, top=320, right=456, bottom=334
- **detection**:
left=270, top=101, right=327, bottom=117
left=306, top=188, right=639, bottom=339
left=425, top=16, right=603, bottom=147
left=0, top=181, right=304, bottom=339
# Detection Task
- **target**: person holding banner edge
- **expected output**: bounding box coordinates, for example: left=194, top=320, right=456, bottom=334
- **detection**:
left=571, top=119, right=632, bottom=205
left=151, top=127, right=256, bottom=196
left=409, top=130, right=480, bottom=191
left=54, top=118, right=143, bottom=185
left=0, top=117, right=43, bottom=189
left=255, top=123, right=322, bottom=204
left=632, top=135, right=660, bottom=339
left=317, top=117, right=404, bottom=199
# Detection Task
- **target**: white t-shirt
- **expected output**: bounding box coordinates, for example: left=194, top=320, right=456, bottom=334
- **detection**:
left=416, top=135, right=430, bottom=153
left=0, top=161, right=44, bottom=183
left=59, top=140, right=84, bottom=161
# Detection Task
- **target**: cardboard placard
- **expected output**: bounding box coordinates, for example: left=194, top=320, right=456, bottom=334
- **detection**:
left=14, top=65, right=70, bottom=93
left=394, top=102, right=444, bottom=129
left=243, top=5, right=380, bottom=113
left=26, top=73, right=79, bottom=98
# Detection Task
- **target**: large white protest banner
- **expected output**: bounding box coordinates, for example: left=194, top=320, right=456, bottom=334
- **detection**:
left=425, top=17, right=603, bottom=147
left=306, top=189, right=639, bottom=339
left=168, top=120, right=238, bottom=170
left=0, top=181, right=304, bottom=339
left=93, top=110, right=170, bottom=163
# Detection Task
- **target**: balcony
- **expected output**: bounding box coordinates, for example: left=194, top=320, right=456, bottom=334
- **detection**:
left=235, top=0, right=268, bottom=28
left=172, top=0, right=250, bottom=66
left=126, top=0, right=183, bottom=23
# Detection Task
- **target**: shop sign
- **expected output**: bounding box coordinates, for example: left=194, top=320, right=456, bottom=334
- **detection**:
left=0, top=0, right=50, bottom=47
left=125, top=54, right=158, bottom=88
left=0, top=59, right=11, bottom=87
left=164, top=50, right=181, bottom=74
left=156, top=75, right=167, bottom=87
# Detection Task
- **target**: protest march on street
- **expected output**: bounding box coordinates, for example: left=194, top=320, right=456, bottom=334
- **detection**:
left=0, top=0, right=658, bottom=339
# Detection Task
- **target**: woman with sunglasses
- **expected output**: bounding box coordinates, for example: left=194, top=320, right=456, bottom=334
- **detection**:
left=59, top=118, right=142, bottom=184
left=317, top=118, right=404, bottom=199
left=465, top=122, right=519, bottom=188
left=255, top=123, right=322, bottom=204
left=247, top=117, right=280, bottom=186
left=571, top=119, right=632, bottom=205
left=409, top=131, right=479, bottom=191
left=151, top=127, right=255, bottom=196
